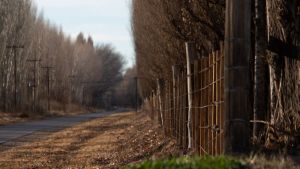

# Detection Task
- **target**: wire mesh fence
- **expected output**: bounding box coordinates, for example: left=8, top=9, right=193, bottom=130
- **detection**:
left=142, top=44, right=225, bottom=155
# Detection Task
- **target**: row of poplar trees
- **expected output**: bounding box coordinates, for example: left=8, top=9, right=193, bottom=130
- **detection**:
left=132, top=0, right=300, bottom=151
left=0, top=0, right=126, bottom=114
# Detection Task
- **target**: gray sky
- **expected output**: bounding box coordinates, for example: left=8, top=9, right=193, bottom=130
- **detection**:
left=33, top=0, right=134, bottom=68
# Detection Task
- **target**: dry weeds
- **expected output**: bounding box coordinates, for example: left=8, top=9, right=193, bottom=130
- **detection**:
left=247, top=154, right=300, bottom=169
left=0, top=103, right=98, bottom=126
left=0, top=112, right=27, bottom=126
left=0, top=112, right=179, bottom=169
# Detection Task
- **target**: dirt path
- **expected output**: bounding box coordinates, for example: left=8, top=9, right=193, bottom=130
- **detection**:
left=0, top=112, right=179, bottom=169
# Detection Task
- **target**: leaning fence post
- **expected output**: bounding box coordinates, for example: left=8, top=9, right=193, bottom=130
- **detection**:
left=157, top=79, right=165, bottom=129
left=185, top=42, right=197, bottom=149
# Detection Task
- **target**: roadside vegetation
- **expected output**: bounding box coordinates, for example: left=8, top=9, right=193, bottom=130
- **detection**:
left=0, top=103, right=98, bottom=125
left=124, top=155, right=299, bottom=169
left=124, top=156, right=249, bottom=169
left=0, top=0, right=137, bottom=121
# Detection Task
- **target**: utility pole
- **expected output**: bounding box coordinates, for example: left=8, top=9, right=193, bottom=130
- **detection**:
left=27, top=58, right=41, bottom=114
left=6, top=45, right=24, bottom=110
left=41, top=66, right=54, bottom=112
left=225, top=0, right=252, bottom=153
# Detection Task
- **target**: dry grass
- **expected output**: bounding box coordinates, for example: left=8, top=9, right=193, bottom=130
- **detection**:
left=0, top=103, right=98, bottom=126
left=1, top=111, right=297, bottom=169
left=246, top=154, right=300, bottom=169
left=0, top=112, right=179, bottom=169
left=0, top=112, right=28, bottom=126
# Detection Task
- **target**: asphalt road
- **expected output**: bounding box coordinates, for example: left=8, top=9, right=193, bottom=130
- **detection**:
left=0, top=111, right=113, bottom=145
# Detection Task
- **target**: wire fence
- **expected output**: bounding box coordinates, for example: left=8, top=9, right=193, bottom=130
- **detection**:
left=142, top=45, right=225, bottom=155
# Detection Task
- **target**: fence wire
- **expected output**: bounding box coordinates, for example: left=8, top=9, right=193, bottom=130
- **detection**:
left=142, top=47, right=225, bottom=156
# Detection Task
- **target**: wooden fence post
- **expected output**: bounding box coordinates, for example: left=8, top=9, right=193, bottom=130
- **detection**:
left=185, top=42, right=197, bottom=149
left=225, top=0, right=252, bottom=153
left=193, top=59, right=200, bottom=153
left=176, top=70, right=181, bottom=144
left=172, top=65, right=180, bottom=137
left=151, top=90, right=155, bottom=121
left=157, top=79, right=165, bottom=129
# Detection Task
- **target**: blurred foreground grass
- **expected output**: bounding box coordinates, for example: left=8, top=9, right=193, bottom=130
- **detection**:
left=123, top=156, right=249, bottom=169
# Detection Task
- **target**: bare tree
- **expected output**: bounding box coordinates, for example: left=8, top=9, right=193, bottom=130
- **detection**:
left=0, top=0, right=126, bottom=113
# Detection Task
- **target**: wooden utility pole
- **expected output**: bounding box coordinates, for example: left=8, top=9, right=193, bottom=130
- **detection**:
left=225, top=0, right=252, bottom=153
left=27, top=58, right=41, bottom=114
left=41, top=66, right=54, bottom=112
left=185, top=42, right=196, bottom=149
left=6, top=45, right=24, bottom=110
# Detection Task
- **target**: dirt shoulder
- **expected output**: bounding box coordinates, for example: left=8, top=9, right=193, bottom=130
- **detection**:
left=0, top=111, right=180, bottom=169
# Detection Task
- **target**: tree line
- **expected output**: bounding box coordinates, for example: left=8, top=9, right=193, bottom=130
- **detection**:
left=0, top=0, right=136, bottom=114
left=131, top=0, right=225, bottom=97
left=131, top=0, right=300, bottom=150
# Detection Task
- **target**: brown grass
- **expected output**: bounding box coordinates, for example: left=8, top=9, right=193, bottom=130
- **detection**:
left=0, top=111, right=299, bottom=169
left=246, top=154, right=300, bottom=169
left=0, top=103, right=99, bottom=126
left=0, top=112, right=28, bottom=126
left=0, top=112, right=179, bottom=169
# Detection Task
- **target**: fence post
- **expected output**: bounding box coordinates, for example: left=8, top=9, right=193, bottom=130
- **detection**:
left=172, top=65, right=179, bottom=137
left=157, top=79, right=165, bottom=129
left=193, top=59, right=200, bottom=154
left=150, top=91, right=154, bottom=121
left=152, top=90, right=157, bottom=124
left=185, top=42, right=197, bottom=149
left=225, top=0, right=252, bottom=153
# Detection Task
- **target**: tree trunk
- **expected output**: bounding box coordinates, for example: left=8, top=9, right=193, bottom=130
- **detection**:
left=224, top=0, right=252, bottom=153
left=253, top=0, right=268, bottom=144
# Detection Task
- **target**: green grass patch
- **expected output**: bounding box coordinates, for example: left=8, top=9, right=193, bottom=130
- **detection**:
left=123, top=156, right=249, bottom=169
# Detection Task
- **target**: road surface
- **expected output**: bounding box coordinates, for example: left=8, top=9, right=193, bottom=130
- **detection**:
left=0, top=111, right=113, bottom=145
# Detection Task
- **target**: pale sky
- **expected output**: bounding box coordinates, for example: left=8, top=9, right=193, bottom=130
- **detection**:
left=33, top=0, right=134, bottom=68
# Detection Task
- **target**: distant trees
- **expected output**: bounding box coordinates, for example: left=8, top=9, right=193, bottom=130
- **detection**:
left=131, top=0, right=225, bottom=97
left=112, top=67, right=138, bottom=108
left=0, top=0, right=124, bottom=113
